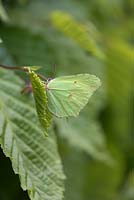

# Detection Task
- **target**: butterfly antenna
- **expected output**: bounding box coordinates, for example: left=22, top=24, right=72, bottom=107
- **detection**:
left=37, top=73, right=48, bottom=81
left=52, top=63, right=56, bottom=78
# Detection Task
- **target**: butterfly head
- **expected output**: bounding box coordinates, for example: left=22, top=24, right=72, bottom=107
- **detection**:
left=47, top=77, right=53, bottom=82
left=45, top=77, right=53, bottom=90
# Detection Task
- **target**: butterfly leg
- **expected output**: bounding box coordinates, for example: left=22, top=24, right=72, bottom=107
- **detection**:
left=21, top=82, right=32, bottom=94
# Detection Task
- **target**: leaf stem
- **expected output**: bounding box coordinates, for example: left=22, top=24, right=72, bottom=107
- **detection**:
left=0, top=64, right=29, bottom=72
left=0, top=64, right=48, bottom=81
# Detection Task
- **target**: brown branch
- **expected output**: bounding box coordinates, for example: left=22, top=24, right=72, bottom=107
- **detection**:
left=0, top=64, right=29, bottom=72
left=0, top=64, right=49, bottom=81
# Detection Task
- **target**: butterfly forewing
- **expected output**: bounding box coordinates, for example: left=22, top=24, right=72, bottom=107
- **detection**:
left=47, top=74, right=101, bottom=117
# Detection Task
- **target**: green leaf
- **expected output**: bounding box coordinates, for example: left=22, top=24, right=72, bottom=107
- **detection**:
left=24, top=66, right=41, bottom=71
left=28, top=70, right=51, bottom=136
left=0, top=25, right=54, bottom=76
left=0, top=68, right=65, bottom=200
left=106, top=38, right=134, bottom=146
left=0, top=0, right=9, bottom=22
left=56, top=115, right=111, bottom=162
left=50, top=11, right=104, bottom=59
left=117, top=171, right=134, bottom=200
left=61, top=148, right=122, bottom=200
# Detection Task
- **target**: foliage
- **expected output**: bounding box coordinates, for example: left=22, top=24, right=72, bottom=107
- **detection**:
left=50, top=11, right=103, bottom=59
left=0, top=0, right=133, bottom=200
left=0, top=53, right=65, bottom=200
left=29, top=70, right=52, bottom=136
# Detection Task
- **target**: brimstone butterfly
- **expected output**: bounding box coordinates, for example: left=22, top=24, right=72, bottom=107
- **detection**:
left=46, top=74, right=101, bottom=117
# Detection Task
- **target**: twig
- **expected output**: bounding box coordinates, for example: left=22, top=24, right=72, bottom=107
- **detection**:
left=0, top=64, right=29, bottom=72
left=0, top=64, right=48, bottom=81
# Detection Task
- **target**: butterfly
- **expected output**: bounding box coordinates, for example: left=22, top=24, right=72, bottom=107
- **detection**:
left=45, top=74, right=101, bottom=117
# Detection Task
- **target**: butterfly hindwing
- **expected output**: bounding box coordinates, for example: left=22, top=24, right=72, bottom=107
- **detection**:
left=46, top=74, right=101, bottom=117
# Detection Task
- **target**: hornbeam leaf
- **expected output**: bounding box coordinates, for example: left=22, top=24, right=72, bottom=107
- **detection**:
left=28, top=70, right=52, bottom=136
left=56, top=116, right=111, bottom=162
left=50, top=11, right=104, bottom=59
left=0, top=0, right=9, bottom=22
left=0, top=68, right=65, bottom=200
left=24, top=66, right=41, bottom=71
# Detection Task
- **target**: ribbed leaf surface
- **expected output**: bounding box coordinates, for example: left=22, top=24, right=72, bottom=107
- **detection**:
left=56, top=116, right=110, bottom=162
left=29, top=70, right=52, bottom=136
left=106, top=39, right=133, bottom=145
left=0, top=69, right=65, bottom=200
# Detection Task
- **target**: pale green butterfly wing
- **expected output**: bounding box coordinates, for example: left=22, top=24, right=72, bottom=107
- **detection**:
left=47, top=74, right=101, bottom=117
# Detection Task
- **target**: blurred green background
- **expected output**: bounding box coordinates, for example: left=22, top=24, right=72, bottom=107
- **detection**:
left=0, top=0, right=133, bottom=200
